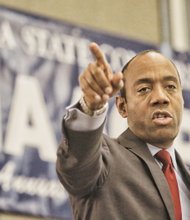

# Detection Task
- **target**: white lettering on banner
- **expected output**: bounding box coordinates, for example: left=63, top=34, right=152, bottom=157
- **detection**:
left=21, top=26, right=76, bottom=64
left=1, top=20, right=190, bottom=89
left=100, top=44, right=136, bottom=71
left=75, top=38, right=91, bottom=68
left=4, top=75, right=57, bottom=162
left=110, top=47, right=136, bottom=71
left=20, top=26, right=130, bottom=70
left=0, top=21, right=17, bottom=49
left=0, top=161, right=68, bottom=200
left=0, top=20, right=134, bottom=71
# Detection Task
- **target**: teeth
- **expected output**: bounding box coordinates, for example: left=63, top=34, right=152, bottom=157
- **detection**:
left=154, top=113, right=167, bottom=119
left=157, top=114, right=165, bottom=118
left=153, top=111, right=171, bottom=119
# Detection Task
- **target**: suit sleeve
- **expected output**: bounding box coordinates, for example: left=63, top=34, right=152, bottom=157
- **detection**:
left=56, top=115, right=110, bottom=198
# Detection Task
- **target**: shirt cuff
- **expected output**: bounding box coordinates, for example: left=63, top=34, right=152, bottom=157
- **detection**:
left=64, top=102, right=108, bottom=131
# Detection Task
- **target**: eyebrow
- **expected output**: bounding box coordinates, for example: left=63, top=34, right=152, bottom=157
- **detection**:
left=134, top=75, right=179, bottom=86
left=162, top=75, right=178, bottom=83
left=134, top=78, right=153, bottom=86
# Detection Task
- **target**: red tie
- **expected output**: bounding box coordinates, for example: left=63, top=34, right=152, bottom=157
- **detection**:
left=155, top=150, right=182, bottom=220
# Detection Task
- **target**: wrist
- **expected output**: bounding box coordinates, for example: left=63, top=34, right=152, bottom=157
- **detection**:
left=79, top=96, right=107, bottom=116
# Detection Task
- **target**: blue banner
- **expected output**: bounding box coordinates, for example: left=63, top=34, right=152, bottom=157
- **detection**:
left=0, top=6, right=189, bottom=219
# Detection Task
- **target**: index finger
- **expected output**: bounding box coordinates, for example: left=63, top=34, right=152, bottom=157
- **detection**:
left=89, top=42, right=108, bottom=68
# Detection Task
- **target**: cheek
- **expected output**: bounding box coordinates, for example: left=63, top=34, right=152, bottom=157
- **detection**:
left=126, top=94, right=152, bottom=124
left=127, top=98, right=147, bottom=114
left=175, top=101, right=183, bottom=123
left=172, top=95, right=183, bottom=114
left=127, top=103, right=148, bottom=122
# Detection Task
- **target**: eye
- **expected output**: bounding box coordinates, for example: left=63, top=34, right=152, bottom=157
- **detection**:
left=137, top=87, right=151, bottom=94
left=166, top=84, right=177, bottom=90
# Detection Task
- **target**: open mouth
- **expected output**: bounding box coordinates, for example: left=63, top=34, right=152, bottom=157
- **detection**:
left=152, top=111, right=172, bottom=119
left=152, top=111, right=172, bottom=125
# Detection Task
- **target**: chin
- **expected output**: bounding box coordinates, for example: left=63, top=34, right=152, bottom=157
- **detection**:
left=150, top=131, right=177, bottom=145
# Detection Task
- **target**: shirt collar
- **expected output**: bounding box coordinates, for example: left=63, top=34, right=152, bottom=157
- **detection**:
left=147, top=143, right=177, bottom=169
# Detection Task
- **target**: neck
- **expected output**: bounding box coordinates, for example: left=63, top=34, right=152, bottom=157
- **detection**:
left=148, top=142, right=173, bottom=149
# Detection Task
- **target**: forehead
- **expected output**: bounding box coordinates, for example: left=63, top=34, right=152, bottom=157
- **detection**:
left=124, top=52, right=179, bottom=81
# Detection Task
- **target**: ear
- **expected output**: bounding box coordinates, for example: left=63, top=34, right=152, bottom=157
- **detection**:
left=116, top=96, right=128, bottom=118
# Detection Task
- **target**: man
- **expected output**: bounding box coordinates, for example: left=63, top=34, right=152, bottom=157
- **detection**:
left=56, top=42, right=190, bottom=220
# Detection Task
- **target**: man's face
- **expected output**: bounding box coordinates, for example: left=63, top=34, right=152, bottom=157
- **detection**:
left=123, top=52, right=184, bottom=148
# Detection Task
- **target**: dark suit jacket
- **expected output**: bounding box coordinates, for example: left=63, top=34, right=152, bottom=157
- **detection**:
left=56, top=123, right=190, bottom=220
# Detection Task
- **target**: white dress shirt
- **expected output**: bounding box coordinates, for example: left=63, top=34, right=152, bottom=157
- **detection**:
left=148, top=144, right=190, bottom=220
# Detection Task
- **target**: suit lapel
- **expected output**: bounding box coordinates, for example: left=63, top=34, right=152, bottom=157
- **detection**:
left=175, top=151, right=190, bottom=187
left=117, top=129, right=174, bottom=220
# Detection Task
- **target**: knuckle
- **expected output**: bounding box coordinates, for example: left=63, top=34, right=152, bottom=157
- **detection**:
left=81, top=85, right=89, bottom=94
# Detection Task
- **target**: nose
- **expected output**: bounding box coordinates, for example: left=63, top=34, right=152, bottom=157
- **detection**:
left=150, top=86, right=170, bottom=106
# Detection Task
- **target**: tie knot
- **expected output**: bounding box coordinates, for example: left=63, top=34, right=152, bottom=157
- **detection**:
left=155, top=150, right=172, bottom=167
